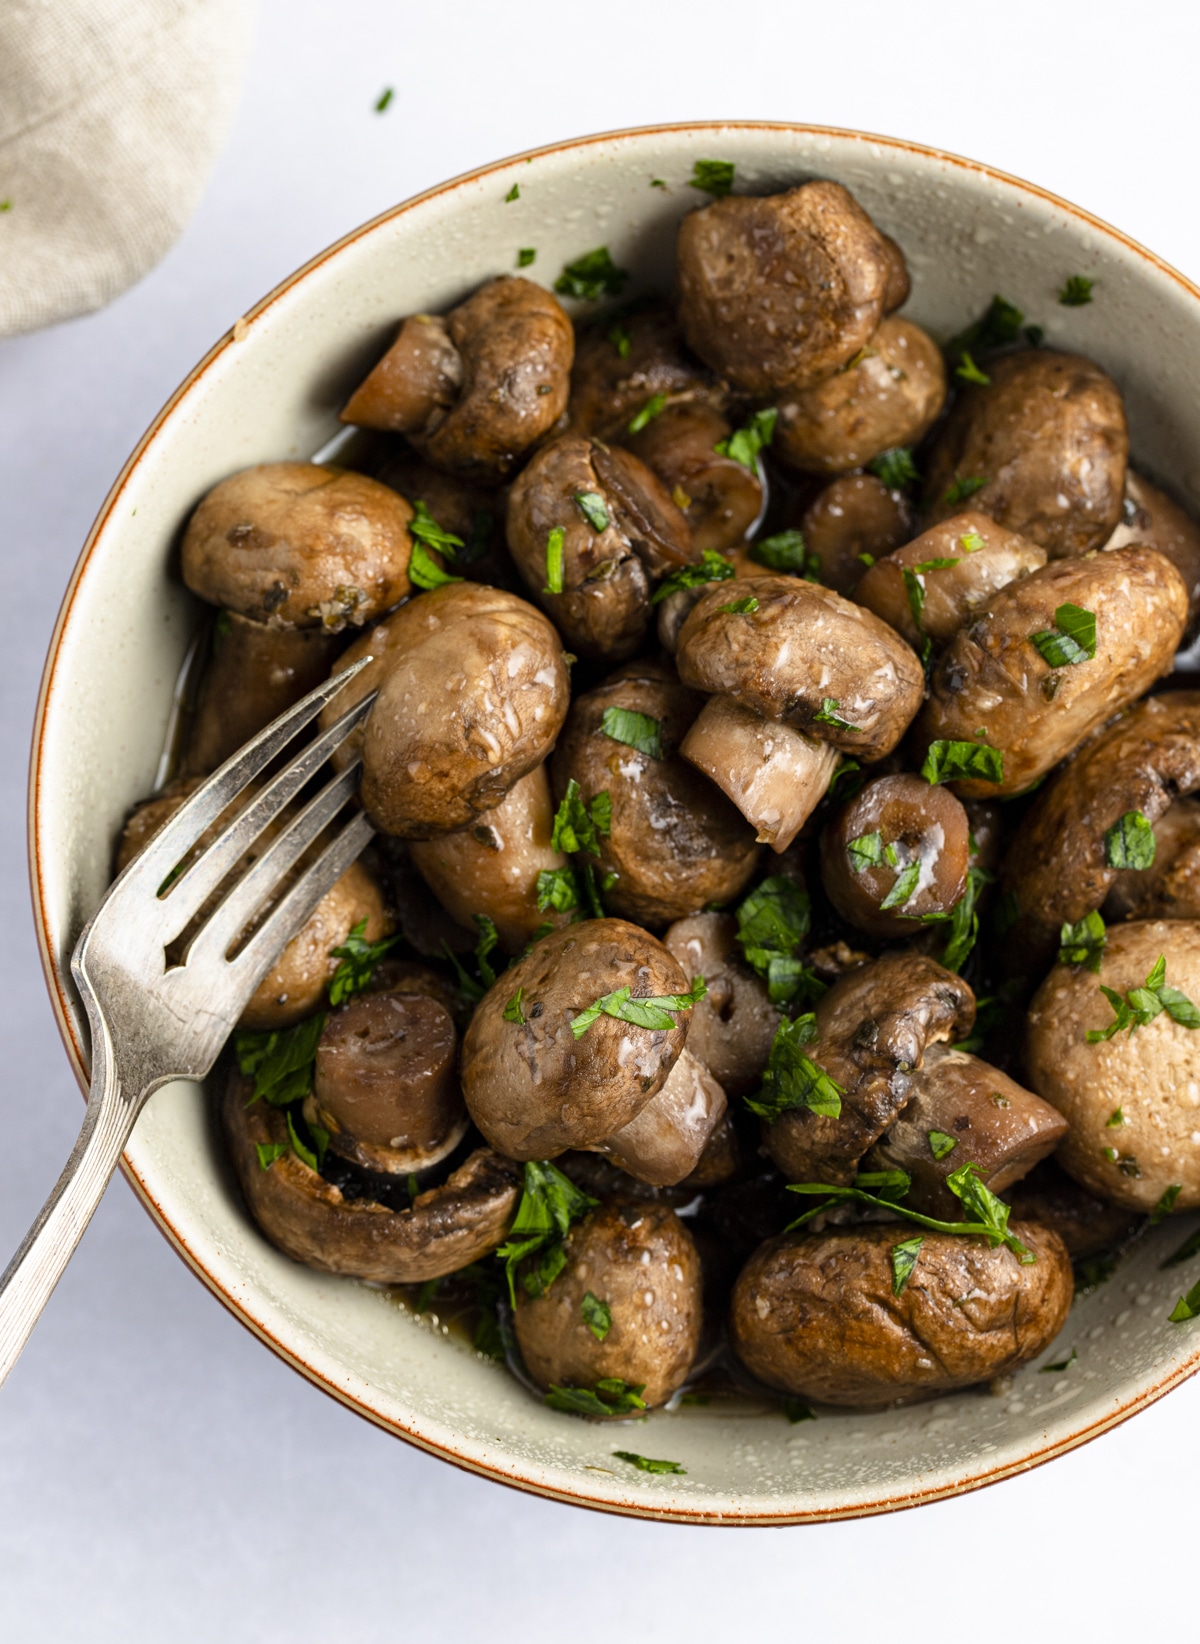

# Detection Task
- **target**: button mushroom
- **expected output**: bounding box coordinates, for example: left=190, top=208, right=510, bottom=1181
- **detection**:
left=662, top=911, right=781, bottom=1095
left=506, top=433, right=695, bottom=661
left=1027, top=918, right=1200, bottom=1212
left=598, top=1048, right=728, bottom=1186
left=460, top=918, right=696, bottom=1158
left=357, top=581, right=571, bottom=838
left=916, top=545, right=1188, bottom=798
left=625, top=401, right=764, bottom=554
left=1107, top=798, right=1200, bottom=921
left=549, top=660, right=760, bottom=927
left=566, top=299, right=722, bottom=442
left=676, top=181, right=895, bottom=395
left=340, top=276, right=574, bottom=480
left=181, top=462, right=415, bottom=630
left=730, top=1221, right=1073, bottom=1406
left=1104, top=468, right=1200, bottom=639
left=513, top=1198, right=703, bottom=1409
left=798, top=472, right=914, bottom=596
left=923, top=349, right=1128, bottom=558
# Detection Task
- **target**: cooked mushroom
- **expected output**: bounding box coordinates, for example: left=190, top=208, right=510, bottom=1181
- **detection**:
left=860, top=1045, right=1068, bottom=1218
left=506, top=434, right=695, bottom=661
left=917, top=545, right=1188, bottom=799
left=681, top=1107, right=742, bottom=1188
left=117, top=781, right=391, bottom=1031
left=224, top=1071, right=520, bottom=1282
left=923, top=349, right=1128, bottom=558
left=680, top=697, right=840, bottom=852
left=183, top=613, right=343, bottom=776
left=662, top=911, right=780, bottom=1094
left=597, top=1048, right=727, bottom=1186
left=358, top=582, right=571, bottom=838
left=996, top=692, right=1200, bottom=962
left=1004, top=1158, right=1139, bottom=1260
left=1104, top=469, right=1200, bottom=638
left=1107, top=797, right=1200, bottom=921
left=676, top=181, right=894, bottom=395
left=625, top=402, right=764, bottom=553
left=181, top=462, right=415, bottom=629
left=460, top=918, right=695, bottom=1158
left=762, top=951, right=975, bottom=1186
left=879, top=234, right=911, bottom=312
left=513, top=1198, right=702, bottom=1409
left=566, top=300, right=723, bottom=441
left=820, top=773, right=971, bottom=938
left=340, top=277, right=574, bottom=479
left=676, top=573, right=925, bottom=759
left=772, top=318, right=947, bottom=475
left=310, top=991, right=467, bottom=1175
left=1027, top=918, right=1200, bottom=1213
left=368, top=447, right=513, bottom=589
left=408, top=764, right=571, bottom=952
left=730, top=1221, right=1073, bottom=1406
left=798, top=472, right=913, bottom=596
left=549, top=661, right=760, bottom=926
left=853, top=511, right=1046, bottom=650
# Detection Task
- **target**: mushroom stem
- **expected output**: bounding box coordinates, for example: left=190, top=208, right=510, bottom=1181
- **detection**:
left=681, top=695, right=839, bottom=852
left=598, top=1047, right=728, bottom=1186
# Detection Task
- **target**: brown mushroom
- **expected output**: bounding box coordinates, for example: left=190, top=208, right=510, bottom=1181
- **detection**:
left=566, top=300, right=723, bottom=441
left=368, top=447, right=513, bottom=589
left=598, top=1048, right=728, bottom=1187
left=879, top=234, right=911, bottom=312
left=662, top=912, right=781, bottom=1095
left=917, top=545, right=1188, bottom=799
left=676, top=181, right=894, bottom=395
left=820, top=773, right=971, bottom=938
left=772, top=318, right=947, bottom=475
left=1104, top=468, right=1200, bottom=638
left=1004, top=1159, right=1139, bottom=1260
left=181, top=462, right=414, bottom=629
left=513, top=1198, right=703, bottom=1409
left=357, top=581, right=571, bottom=838
left=340, top=277, right=574, bottom=479
left=798, top=472, right=914, bottom=596
left=729, top=1221, right=1073, bottom=1406
left=460, top=918, right=695, bottom=1158
left=1107, top=797, right=1200, bottom=921
left=224, top=1070, right=520, bottom=1283
left=625, top=402, right=764, bottom=553
left=923, top=349, right=1128, bottom=558
left=549, top=661, right=760, bottom=927
left=762, top=951, right=975, bottom=1186
left=506, top=434, right=695, bottom=661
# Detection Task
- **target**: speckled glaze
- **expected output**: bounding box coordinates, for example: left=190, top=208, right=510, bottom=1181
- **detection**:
left=29, top=123, right=1200, bottom=1523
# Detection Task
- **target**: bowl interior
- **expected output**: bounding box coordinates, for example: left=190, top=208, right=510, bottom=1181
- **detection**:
left=31, top=122, right=1200, bottom=1523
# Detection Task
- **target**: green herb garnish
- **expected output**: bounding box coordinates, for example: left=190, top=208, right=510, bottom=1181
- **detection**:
left=733, top=876, right=824, bottom=1007
left=929, top=1130, right=958, bottom=1161
left=866, top=447, right=919, bottom=490
left=608, top=322, right=631, bottom=358
left=374, top=87, right=393, bottom=112
left=496, top=1160, right=597, bottom=1306
left=546, top=1379, right=646, bottom=1416
left=1059, top=910, right=1107, bottom=973
left=750, top=529, right=820, bottom=578
left=1151, top=1185, right=1183, bottom=1225
left=235, top=1015, right=325, bottom=1107
left=690, top=159, right=735, bottom=197
left=543, top=525, right=566, bottom=594
left=1104, top=810, right=1156, bottom=870
left=503, top=989, right=526, bottom=1025
left=879, top=859, right=921, bottom=912
left=409, top=541, right=463, bottom=590
left=891, top=1235, right=924, bottom=1296
left=847, top=832, right=896, bottom=873
left=718, top=596, right=759, bottom=614
left=812, top=697, right=858, bottom=731
left=1059, top=276, right=1094, bottom=307
left=650, top=549, right=735, bottom=604
left=628, top=392, right=667, bottom=433
left=1086, top=954, right=1200, bottom=1042
left=601, top=706, right=663, bottom=759
left=946, top=294, right=1025, bottom=360
left=955, top=351, right=991, bottom=385
left=517, top=248, right=536, bottom=267
left=943, top=473, right=988, bottom=507
left=575, top=491, right=610, bottom=532
left=581, top=1292, right=613, bottom=1341
left=409, top=499, right=464, bottom=556
left=255, top=1142, right=288, bottom=1170
left=505, top=182, right=520, bottom=202
left=935, top=862, right=992, bottom=973
left=327, top=919, right=402, bottom=1006
left=921, top=739, right=1004, bottom=786
left=714, top=407, right=777, bottom=470
left=554, top=247, right=629, bottom=302
left=570, top=976, right=706, bottom=1040
left=286, top=1108, right=329, bottom=1172
left=1040, top=1348, right=1077, bottom=1373
left=1030, top=602, right=1096, bottom=667
left=612, top=1450, right=685, bottom=1474
left=550, top=780, right=612, bottom=857
left=442, top=914, right=500, bottom=1003
left=784, top=1399, right=816, bottom=1423
left=746, top=1014, right=844, bottom=1122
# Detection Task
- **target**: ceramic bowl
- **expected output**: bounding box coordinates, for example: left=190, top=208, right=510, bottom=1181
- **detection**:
left=30, top=122, right=1200, bottom=1524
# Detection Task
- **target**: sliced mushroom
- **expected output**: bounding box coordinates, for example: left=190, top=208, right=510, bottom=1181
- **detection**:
left=550, top=661, right=760, bottom=926
left=853, top=511, right=1046, bottom=649
left=408, top=764, right=571, bottom=952
left=772, top=318, right=946, bottom=475
left=1107, top=797, right=1200, bottom=921
left=917, top=545, right=1188, bottom=799
left=566, top=300, right=722, bottom=441
left=680, top=696, right=840, bottom=851
left=1104, top=468, right=1200, bottom=637
left=223, top=1071, right=520, bottom=1283
left=860, top=1045, right=1068, bottom=1218
left=799, top=472, right=913, bottom=596
left=513, top=1198, right=703, bottom=1409
left=763, top=951, right=975, bottom=1186
left=625, top=402, right=764, bottom=553
left=676, top=181, right=894, bottom=395
left=460, top=918, right=694, bottom=1158
left=358, top=582, right=571, bottom=837
left=923, top=349, right=1128, bottom=558
left=662, top=912, right=781, bottom=1094
left=181, top=462, right=414, bottom=629
left=597, top=1047, right=728, bottom=1187
left=676, top=573, right=925, bottom=760
left=730, top=1221, right=1073, bottom=1406
left=341, top=277, right=574, bottom=479
left=1027, top=918, right=1200, bottom=1213
left=820, top=773, right=971, bottom=938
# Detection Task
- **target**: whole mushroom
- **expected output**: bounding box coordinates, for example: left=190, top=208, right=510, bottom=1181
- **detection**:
left=798, top=472, right=913, bottom=596
left=625, top=401, right=764, bottom=554
left=662, top=911, right=781, bottom=1095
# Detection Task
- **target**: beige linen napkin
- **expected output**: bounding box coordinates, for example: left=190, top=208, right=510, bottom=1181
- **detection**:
left=0, top=0, right=256, bottom=338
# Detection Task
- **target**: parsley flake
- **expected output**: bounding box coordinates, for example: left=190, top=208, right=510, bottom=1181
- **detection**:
left=574, top=491, right=610, bottom=532
left=628, top=392, right=667, bottom=433
left=1040, top=1347, right=1077, bottom=1373
left=374, top=87, right=393, bottom=112
left=581, top=1291, right=612, bottom=1341
left=235, top=1015, right=325, bottom=1107
left=1030, top=602, right=1096, bottom=667
left=847, top=832, right=896, bottom=873
left=1086, top=954, right=1200, bottom=1041
left=550, top=780, right=611, bottom=856
left=943, top=474, right=988, bottom=507
left=812, top=697, right=858, bottom=731
left=409, top=541, right=463, bottom=590
left=517, top=248, right=536, bottom=268
left=1151, top=1185, right=1183, bottom=1225
left=601, top=705, right=663, bottom=759
left=256, top=1142, right=288, bottom=1170
left=733, top=876, right=823, bottom=1007
left=784, top=1399, right=816, bottom=1423
left=503, top=988, right=526, bottom=1025
left=960, top=531, right=986, bottom=553
left=880, top=859, right=921, bottom=911
left=555, top=247, right=628, bottom=302
left=505, top=183, right=520, bottom=202
left=928, top=1130, right=958, bottom=1160
left=1059, top=276, right=1095, bottom=307
left=891, top=1235, right=924, bottom=1296
left=546, top=1379, right=646, bottom=1416
left=746, top=1014, right=843, bottom=1122
left=955, top=351, right=991, bottom=386
left=570, top=977, right=706, bottom=1040
left=651, top=550, right=734, bottom=604
left=921, top=739, right=1004, bottom=786
left=496, top=1161, right=597, bottom=1305
left=867, top=447, right=919, bottom=490
left=612, top=1450, right=685, bottom=1474
left=327, top=919, right=402, bottom=1005
left=1058, top=910, right=1106, bottom=973
left=718, top=596, right=759, bottom=614
left=608, top=322, right=631, bottom=358
left=714, top=408, right=777, bottom=470
left=750, top=529, right=820, bottom=578
left=690, top=159, right=735, bottom=197
left=543, top=525, right=566, bottom=594
left=1104, top=810, right=1156, bottom=870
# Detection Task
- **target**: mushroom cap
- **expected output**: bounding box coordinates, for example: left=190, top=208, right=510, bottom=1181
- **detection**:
left=1027, top=918, right=1200, bottom=1213
left=800, top=472, right=912, bottom=596
left=566, top=299, right=721, bottom=441
left=625, top=402, right=763, bottom=555
left=460, top=918, right=693, bottom=1159
left=1105, top=469, right=1200, bottom=638
left=358, top=581, right=571, bottom=838
left=181, top=462, right=414, bottom=629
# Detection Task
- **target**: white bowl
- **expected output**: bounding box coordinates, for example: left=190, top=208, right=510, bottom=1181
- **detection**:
left=31, top=122, right=1200, bottom=1524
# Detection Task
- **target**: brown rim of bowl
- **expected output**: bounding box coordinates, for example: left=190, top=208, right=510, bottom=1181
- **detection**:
left=26, top=119, right=1200, bottom=1525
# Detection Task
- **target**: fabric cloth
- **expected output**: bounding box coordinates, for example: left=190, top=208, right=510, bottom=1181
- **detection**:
left=0, top=0, right=256, bottom=338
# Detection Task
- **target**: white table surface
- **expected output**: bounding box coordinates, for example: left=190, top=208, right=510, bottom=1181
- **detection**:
left=2, top=1, right=1199, bottom=1636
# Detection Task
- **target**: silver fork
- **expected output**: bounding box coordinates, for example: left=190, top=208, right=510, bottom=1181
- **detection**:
left=0, top=660, right=378, bottom=1387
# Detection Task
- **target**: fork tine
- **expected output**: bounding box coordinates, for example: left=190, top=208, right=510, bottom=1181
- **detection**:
left=154, top=689, right=376, bottom=936
left=225, top=809, right=376, bottom=995
left=123, top=656, right=375, bottom=896
left=182, top=758, right=365, bottom=970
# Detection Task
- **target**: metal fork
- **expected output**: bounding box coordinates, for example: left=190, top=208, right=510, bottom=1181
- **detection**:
left=0, top=660, right=378, bottom=1387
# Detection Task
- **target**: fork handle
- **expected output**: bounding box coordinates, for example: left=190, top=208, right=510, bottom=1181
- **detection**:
left=0, top=1013, right=137, bottom=1386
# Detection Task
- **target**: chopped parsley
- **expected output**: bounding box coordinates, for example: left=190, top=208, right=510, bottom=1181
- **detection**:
left=546, top=1379, right=646, bottom=1416
left=879, top=859, right=922, bottom=912
left=612, top=1450, right=686, bottom=1474
left=891, top=1235, right=924, bottom=1296
left=1162, top=1227, right=1200, bottom=1269
left=543, top=525, right=566, bottom=594
left=946, top=294, right=1025, bottom=361
left=902, top=557, right=960, bottom=658
left=536, top=867, right=582, bottom=914
left=505, top=183, right=520, bottom=202
left=581, top=1291, right=612, bottom=1341
left=235, top=1014, right=325, bottom=1107
left=848, top=832, right=897, bottom=873
left=410, top=499, right=464, bottom=556
left=286, top=1108, right=329, bottom=1172
left=1058, top=910, right=1107, bottom=973
left=651, top=549, right=734, bottom=604
left=943, top=474, right=988, bottom=507
left=928, top=1130, right=958, bottom=1160
left=1040, top=1348, right=1077, bottom=1373
left=608, top=321, right=631, bottom=358
left=733, top=876, right=824, bottom=1007
left=960, top=531, right=986, bottom=553
left=1104, top=810, right=1156, bottom=870
left=327, top=919, right=403, bottom=1005
left=496, top=1160, right=597, bottom=1305
left=784, top=1399, right=816, bottom=1424
left=921, top=739, right=1004, bottom=786
left=1059, top=276, right=1095, bottom=307
left=718, top=596, right=759, bottom=614
left=442, top=914, right=501, bottom=1002
left=955, top=351, right=991, bottom=386
left=551, top=780, right=611, bottom=856
left=1169, top=1278, right=1200, bottom=1323
left=409, top=541, right=463, bottom=590
left=714, top=408, right=777, bottom=470
left=1107, top=1108, right=1125, bottom=1127
left=933, top=862, right=992, bottom=973
left=574, top=491, right=610, bottom=532
left=554, top=247, right=629, bottom=302
left=812, top=697, right=858, bottom=731
left=570, top=976, right=706, bottom=1040
left=1151, top=1185, right=1183, bottom=1225
left=517, top=248, right=536, bottom=268
left=374, top=87, right=394, bottom=112
left=601, top=705, right=663, bottom=759
left=1029, top=602, right=1096, bottom=668
left=255, top=1142, right=288, bottom=1170
left=866, top=447, right=919, bottom=490
left=750, top=529, right=820, bottom=578
left=628, top=392, right=667, bottom=433
left=690, top=159, right=735, bottom=198
left=787, top=1161, right=1033, bottom=1262
left=502, top=988, right=526, bottom=1025
left=746, top=1014, right=844, bottom=1122
left=1086, top=953, right=1200, bottom=1041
